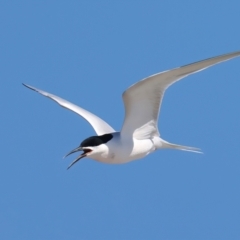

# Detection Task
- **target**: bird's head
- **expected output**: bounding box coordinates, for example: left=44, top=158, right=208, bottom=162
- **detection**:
left=64, top=133, right=113, bottom=169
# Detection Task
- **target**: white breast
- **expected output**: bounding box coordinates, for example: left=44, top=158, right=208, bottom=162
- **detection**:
left=89, top=132, right=155, bottom=164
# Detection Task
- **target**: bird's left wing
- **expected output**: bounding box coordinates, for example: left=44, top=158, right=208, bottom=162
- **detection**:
left=121, top=51, right=240, bottom=139
left=23, top=84, right=115, bottom=135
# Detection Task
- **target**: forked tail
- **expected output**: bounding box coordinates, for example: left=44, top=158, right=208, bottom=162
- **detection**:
left=160, top=139, right=202, bottom=153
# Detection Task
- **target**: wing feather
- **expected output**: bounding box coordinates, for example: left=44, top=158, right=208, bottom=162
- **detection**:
left=121, top=51, right=240, bottom=139
left=23, top=84, right=115, bottom=135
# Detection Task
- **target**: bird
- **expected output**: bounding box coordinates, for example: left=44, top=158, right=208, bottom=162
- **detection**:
left=23, top=51, right=240, bottom=169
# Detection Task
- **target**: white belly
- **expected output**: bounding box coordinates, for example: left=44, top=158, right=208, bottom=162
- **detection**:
left=89, top=136, right=156, bottom=164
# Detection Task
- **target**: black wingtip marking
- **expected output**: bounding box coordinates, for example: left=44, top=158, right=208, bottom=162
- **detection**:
left=22, top=83, right=30, bottom=88
left=22, top=83, right=36, bottom=92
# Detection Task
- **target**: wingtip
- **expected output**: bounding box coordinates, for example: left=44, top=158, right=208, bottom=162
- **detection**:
left=22, top=83, right=29, bottom=89
left=22, top=83, right=35, bottom=91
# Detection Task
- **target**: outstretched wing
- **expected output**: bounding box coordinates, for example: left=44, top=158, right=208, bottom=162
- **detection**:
left=121, top=51, right=240, bottom=139
left=23, top=84, right=115, bottom=135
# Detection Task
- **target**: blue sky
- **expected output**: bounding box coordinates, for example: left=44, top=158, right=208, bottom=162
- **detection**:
left=1, top=1, right=240, bottom=239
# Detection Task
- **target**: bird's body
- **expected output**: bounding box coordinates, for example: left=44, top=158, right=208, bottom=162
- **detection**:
left=23, top=51, right=240, bottom=168
left=90, top=132, right=157, bottom=164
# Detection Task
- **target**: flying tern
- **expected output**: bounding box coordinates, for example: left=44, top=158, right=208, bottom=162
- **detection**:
left=23, top=51, right=240, bottom=169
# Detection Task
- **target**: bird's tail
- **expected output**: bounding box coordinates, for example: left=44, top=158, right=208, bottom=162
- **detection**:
left=160, top=139, right=202, bottom=154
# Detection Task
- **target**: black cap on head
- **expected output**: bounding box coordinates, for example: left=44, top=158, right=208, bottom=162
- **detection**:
left=80, top=133, right=113, bottom=147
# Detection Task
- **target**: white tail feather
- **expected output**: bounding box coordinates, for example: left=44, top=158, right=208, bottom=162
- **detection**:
left=160, top=140, right=202, bottom=154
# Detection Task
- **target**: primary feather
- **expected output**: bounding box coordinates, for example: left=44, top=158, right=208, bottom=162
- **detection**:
left=121, top=51, right=240, bottom=139
left=22, top=84, right=115, bottom=135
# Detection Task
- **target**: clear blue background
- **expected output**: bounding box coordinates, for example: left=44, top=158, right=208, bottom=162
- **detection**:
left=1, top=1, right=240, bottom=239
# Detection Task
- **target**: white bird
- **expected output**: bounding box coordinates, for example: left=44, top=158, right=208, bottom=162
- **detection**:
left=23, top=51, right=240, bottom=169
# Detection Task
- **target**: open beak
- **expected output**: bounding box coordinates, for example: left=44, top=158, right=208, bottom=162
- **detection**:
left=64, top=146, right=83, bottom=159
left=64, top=146, right=92, bottom=169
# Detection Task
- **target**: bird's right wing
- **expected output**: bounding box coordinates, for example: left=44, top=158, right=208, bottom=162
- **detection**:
left=23, top=84, right=115, bottom=135
left=121, top=51, right=240, bottom=139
